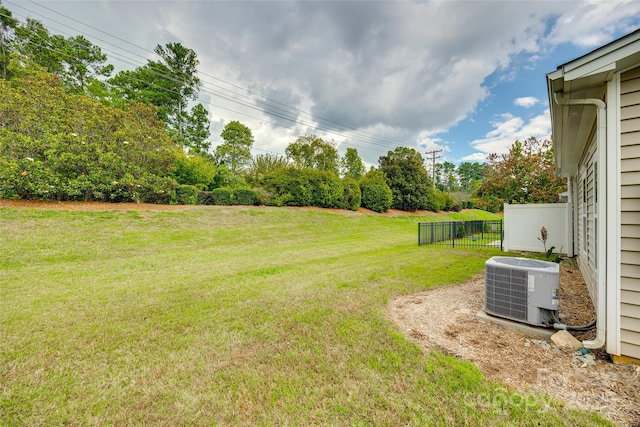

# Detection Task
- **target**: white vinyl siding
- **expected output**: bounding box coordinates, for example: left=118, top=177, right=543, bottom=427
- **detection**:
left=620, top=66, right=640, bottom=359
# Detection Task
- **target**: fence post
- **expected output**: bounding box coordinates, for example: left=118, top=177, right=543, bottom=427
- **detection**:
left=430, top=222, right=438, bottom=243
left=451, top=222, right=455, bottom=248
left=500, top=219, right=503, bottom=251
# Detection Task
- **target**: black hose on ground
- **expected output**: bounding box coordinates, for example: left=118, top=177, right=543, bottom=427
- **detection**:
left=552, top=319, right=597, bottom=332
left=549, top=311, right=597, bottom=331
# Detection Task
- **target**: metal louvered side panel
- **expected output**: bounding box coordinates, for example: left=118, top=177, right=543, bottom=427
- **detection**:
left=485, top=265, right=528, bottom=321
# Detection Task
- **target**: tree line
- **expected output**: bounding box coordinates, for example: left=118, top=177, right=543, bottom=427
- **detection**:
left=0, top=3, right=565, bottom=212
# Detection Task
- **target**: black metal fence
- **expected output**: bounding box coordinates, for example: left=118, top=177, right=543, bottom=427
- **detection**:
left=418, top=220, right=503, bottom=250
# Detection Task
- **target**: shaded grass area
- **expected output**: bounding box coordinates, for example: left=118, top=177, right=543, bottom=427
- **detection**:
left=0, top=206, right=611, bottom=426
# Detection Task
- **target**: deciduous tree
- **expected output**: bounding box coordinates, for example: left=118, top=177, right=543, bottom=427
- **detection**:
left=340, top=147, right=365, bottom=180
left=474, top=137, right=566, bottom=212
left=215, top=120, right=254, bottom=174
left=183, top=103, right=211, bottom=155
left=285, top=135, right=339, bottom=174
left=246, top=153, right=288, bottom=186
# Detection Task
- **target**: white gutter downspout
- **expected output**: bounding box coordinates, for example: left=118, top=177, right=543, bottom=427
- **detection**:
left=553, top=92, right=606, bottom=350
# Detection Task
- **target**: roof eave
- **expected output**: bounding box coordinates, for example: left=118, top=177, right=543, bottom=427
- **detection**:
left=547, top=29, right=640, bottom=178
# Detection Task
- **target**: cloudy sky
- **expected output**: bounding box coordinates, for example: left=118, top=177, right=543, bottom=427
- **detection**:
left=5, top=0, right=640, bottom=166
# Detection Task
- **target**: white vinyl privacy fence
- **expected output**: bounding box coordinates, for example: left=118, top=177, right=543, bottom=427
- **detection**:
left=503, top=203, right=572, bottom=256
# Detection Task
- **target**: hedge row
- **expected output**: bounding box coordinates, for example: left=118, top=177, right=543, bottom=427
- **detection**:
left=3, top=163, right=469, bottom=214
left=0, top=157, right=177, bottom=203
left=251, top=168, right=366, bottom=211
left=189, top=187, right=257, bottom=206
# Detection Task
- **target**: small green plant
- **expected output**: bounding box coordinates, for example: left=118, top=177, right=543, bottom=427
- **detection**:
left=550, top=246, right=574, bottom=265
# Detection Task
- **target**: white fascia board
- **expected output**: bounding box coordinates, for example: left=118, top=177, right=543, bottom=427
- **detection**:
left=562, top=38, right=640, bottom=82
left=547, top=68, right=564, bottom=82
left=564, top=61, right=616, bottom=82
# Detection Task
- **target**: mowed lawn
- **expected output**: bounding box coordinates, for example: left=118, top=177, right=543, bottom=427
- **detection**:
left=0, top=206, right=610, bottom=426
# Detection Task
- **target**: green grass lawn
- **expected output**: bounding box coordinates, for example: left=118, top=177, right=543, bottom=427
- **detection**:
left=0, top=206, right=611, bottom=426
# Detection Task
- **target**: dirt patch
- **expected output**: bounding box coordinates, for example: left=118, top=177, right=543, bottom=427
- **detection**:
left=0, top=199, right=206, bottom=212
left=388, top=264, right=640, bottom=426
left=0, top=199, right=446, bottom=216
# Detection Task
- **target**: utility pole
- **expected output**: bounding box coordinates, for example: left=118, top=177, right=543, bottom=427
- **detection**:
left=425, top=149, right=442, bottom=187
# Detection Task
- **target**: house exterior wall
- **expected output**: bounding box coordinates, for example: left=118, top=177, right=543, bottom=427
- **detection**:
left=577, top=134, right=598, bottom=303
left=620, top=66, right=640, bottom=359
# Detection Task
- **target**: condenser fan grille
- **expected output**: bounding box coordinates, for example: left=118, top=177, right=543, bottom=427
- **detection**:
left=485, top=265, right=528, bottom=321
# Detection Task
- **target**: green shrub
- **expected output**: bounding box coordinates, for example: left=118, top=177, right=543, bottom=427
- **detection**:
left=211, top=188, right=232, bottom=205
left=309, top=170, right=343, bottom=208
left=460, top=199, right=475, bottom=210
left=0, top=158, right=54, bottom=200
left=340, top=176, right=361, bottom=211
left=200, top=188, right=256, bottom=206
left=198, top=191, right=213, bottom=205
left=173, top=155, right=216, bottom=190
left=105, top=174, right=138, bottom=203
left=174, top=184, right=199, bottom=205
left=135, top=175, right=176, bottom=204
left=264, top=168, right=312, bottom=206
left=471, top=197, right=501, bottom=213
left=359, top=175, right=393, bottom=213
left=252, top=187, right=275, bottom=206
left=433, top=191, right=455, bottom=211
left=258, top=167, right=343, bottom=208
left=232, top=188, right=257, bottom=206
left=0, top=158, right=22, bottom=199
left=0, top=76, right=181, bottom=203
left=0, top=152, right=178, bottom=204
left=210, top=164, right=247, bottom=190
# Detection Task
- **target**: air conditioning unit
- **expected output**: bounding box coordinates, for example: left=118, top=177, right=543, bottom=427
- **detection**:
left=484, top=256, right=559, bottom=327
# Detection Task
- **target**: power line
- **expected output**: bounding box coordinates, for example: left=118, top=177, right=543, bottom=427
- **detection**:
left=5, top=0, right=407, bottom=152
left=0, top=9, right=393, bottom=157
left=20, top=0, right=407, bottom=148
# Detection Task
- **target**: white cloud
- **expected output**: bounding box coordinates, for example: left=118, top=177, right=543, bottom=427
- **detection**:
left=545, top=0, right=640, bottom=48
left=470, top=110, right=551, bottom=155
left=155, top=1, right=556, bottom=136
left=514, top=97, right=539, bottom=108
left=14, top=0, right=640, bottom=162
left=460, top=152, right=488, bottom=163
